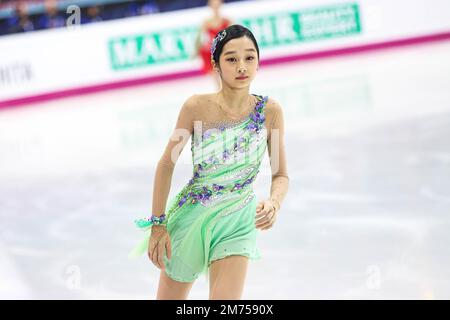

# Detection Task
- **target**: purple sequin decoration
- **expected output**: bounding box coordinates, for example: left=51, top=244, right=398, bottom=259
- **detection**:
left=174, top=96, right=267, bottom=209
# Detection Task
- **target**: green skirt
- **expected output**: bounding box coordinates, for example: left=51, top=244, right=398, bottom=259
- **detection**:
left=129, top=187, right=261, bottom=283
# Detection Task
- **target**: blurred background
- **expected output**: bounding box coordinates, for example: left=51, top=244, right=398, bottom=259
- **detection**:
left=0, top=0, right=450, bottom=299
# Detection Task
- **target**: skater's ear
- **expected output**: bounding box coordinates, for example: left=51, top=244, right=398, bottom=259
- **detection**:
left=211, top=59, right=220, bottom=74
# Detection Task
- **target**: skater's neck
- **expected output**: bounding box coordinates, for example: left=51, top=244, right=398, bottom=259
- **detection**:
left=217, top=88, right=251, bottom=111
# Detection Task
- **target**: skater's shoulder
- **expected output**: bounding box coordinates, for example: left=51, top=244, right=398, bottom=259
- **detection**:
left=181, top=94, right=202, bottom=109
left=184, top=93, right=211, bottom=102
left=264, top=97, right=286, bottom=130
left=192, top=93, right=216, bottom=108
left=180, top=94, right=210, bottom=115
left=196, top=93, right=215, bottom=100
left=264, top=96, right=283, bottom=119
left=265, top=96, right=283, bottom=112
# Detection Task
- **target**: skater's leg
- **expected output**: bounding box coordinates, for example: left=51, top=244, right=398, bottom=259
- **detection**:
left=208, top=255, right=249, bottom=300
left=156, top=270, right=195, bottom=300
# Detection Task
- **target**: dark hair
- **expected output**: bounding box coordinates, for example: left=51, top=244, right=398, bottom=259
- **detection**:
left=211, top=24, right=260, bottom=66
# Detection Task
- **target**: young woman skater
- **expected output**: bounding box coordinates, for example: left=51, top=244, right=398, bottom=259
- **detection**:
left=131, top=24, right=289, bottom=300
left=194, top=0, right=233, bottom=89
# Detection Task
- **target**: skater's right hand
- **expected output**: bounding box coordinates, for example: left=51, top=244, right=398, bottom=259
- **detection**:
left=148, top=225, right=172, bottom=270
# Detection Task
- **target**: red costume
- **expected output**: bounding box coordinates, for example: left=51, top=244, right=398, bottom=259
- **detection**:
left=198, top=18, right=232, bottom=74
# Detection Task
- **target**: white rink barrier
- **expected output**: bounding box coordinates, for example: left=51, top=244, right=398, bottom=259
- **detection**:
left=0, top=0, right=449, bottom=105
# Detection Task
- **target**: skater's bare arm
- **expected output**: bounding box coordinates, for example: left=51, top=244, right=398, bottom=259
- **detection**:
left=151, top=95, right=196, bottom=217
left=266, top=98, right=289, bottom=211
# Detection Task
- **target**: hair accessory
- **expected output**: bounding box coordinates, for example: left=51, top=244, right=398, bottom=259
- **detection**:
left=210, top=29, right=227, bottom=58
left=134, top=213, right=167, bottom=229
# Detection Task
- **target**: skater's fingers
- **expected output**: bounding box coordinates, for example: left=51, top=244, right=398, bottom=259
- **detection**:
left=256, top=205, right=272, bottom=218
left=255, top=213, right=269, bottom=227
left=147, top=238, right=156, bottom=261
left=261, top=200, right=271, bottom=213
left=147, top=247, right=152, bottom=261
left=258, top=219, right=274, bottom=230
left=148, top=242, right=154, bottom=261
left=256, top=202, right=263, bottom=211
left=256, top=208, right=277, bottom=225
left=256, top=202, right=265, bottom=216
left=256, top=218, right=269, bottom=228
left=150, top=246, right=157, bottom=268
left=261, top=211, right=277, bottom=230
left=255, top=211, right=267, bottom=220
left=266, top=200, right=277, bottom=213
left=157, top=241, right=165, bottom=270
left=268, top=211, right=276, bottom=224
left=166, top=237, right=172, bottom=260
left=151, top=241, right=160, bottom=268
left=256, top=220, right=269, bottom=229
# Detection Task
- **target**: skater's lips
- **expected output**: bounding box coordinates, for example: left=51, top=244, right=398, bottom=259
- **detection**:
left=236, top=76, right=248, bottom=79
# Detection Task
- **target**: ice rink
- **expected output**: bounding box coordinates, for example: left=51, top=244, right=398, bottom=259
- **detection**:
left=0, top=40, right=449, bottom=299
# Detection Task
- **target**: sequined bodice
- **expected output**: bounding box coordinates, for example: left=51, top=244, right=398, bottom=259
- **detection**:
left=165, top=94, right=268, bottom=219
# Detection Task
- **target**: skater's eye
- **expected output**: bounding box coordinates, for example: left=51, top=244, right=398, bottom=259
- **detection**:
left=226, top=56, right=255, bottom=62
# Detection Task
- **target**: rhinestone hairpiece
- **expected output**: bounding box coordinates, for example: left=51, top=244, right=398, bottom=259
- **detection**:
left=210, top=30, right=227, bottom=58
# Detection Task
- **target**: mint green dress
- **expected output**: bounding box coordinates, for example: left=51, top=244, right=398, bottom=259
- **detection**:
left=130, top=94, right=268, bottom=283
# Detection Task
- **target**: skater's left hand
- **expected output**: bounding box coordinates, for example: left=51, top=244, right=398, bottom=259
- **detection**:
left=255, top=199, right=279, bottom=231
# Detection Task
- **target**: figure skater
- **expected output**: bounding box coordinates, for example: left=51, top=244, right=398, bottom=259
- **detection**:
left=130, top=24, right=289, bottom=300
left=194, top=0, right=233, bottom=89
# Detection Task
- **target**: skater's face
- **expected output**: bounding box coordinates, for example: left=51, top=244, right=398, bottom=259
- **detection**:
left=216, top=36, right=259, bottom=88
left=208, top=0, right=222, bottom=10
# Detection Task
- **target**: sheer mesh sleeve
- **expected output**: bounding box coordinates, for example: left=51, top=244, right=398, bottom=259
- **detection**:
left=267, top=99, right=289, bottom=181
left=151, top=95, right=196, bottom=217
left=266, top=98, right=289, bottom=210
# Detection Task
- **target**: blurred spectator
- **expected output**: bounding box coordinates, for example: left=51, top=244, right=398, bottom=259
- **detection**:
left=139, top=0, right=159, bottom=15
left=6, top=1, right=35, bottom=33
left=0, top=0, right=244, bottom=37
left=121, top=1, right=140, bottom=18
left=82, top=5, right=103, bottom=24
left=37, top=0, right=65, bottom=29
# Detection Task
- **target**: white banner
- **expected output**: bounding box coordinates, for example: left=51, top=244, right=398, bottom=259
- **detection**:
left=0, top=0, right=449, bottom=104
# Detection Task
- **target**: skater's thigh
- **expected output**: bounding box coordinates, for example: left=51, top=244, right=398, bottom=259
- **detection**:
left=156, top=269, right=195, bottom=300
left=209, top=255, right=249, bottom=300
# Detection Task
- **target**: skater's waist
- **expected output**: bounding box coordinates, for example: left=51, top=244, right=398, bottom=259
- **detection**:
left=187, top=176, right=257, bottom=194
left=188, top=167, right=259, bottom=190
